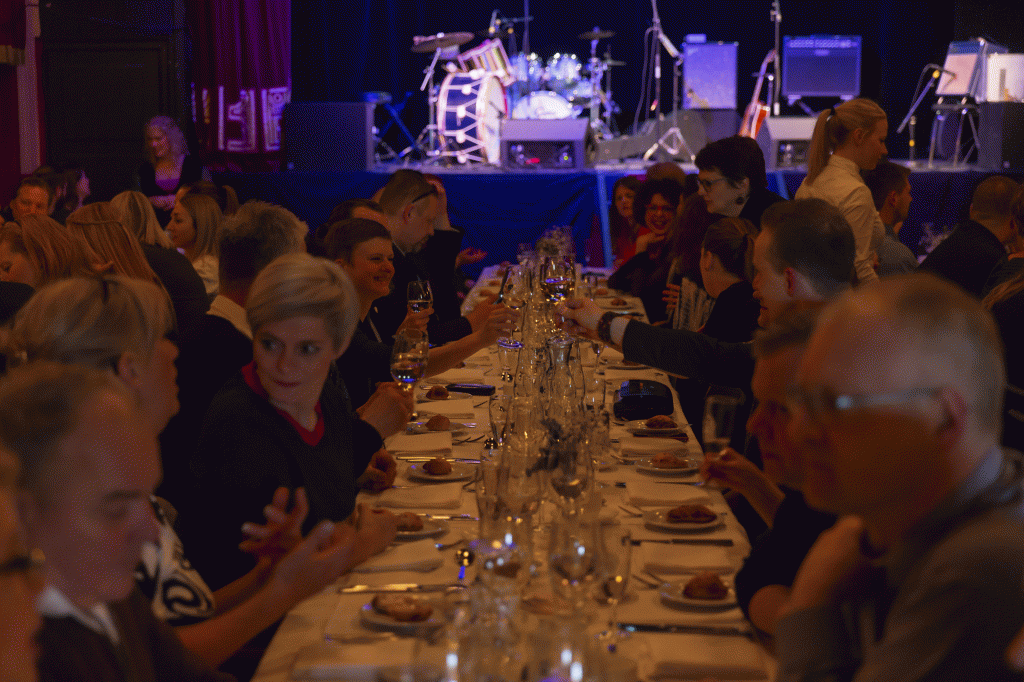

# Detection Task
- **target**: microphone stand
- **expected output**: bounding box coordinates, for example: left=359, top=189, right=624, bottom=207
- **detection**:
left=770, top=0, right=782, bottom=116
left=642, top=0, right=694, bottom=161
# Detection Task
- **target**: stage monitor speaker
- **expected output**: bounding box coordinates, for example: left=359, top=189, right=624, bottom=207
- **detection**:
left=282, top=102, right=374, bottom=171
left=755, top=116, right=816, bottom=169
left=978, top=102, right=1024, bottom=170
left=500, top=119, right=595, bottom=170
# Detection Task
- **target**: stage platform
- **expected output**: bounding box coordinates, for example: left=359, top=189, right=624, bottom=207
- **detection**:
left=216, top=161, right=1021, bottom=278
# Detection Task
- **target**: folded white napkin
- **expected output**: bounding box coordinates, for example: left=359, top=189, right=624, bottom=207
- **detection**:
left=416, top=398, right=477, bottom=417
left=372, top=482, right=464, bottom=509
left=615, top=589, right=746, bottom=627
left=645, top=633, right=767, bottom=680
left=625, top=480, right=710, bottom=507
left=292, top=639, right=417, bottom=680
left=639, top=543, right=732, bottom=574
left=352, top=538, right=444, bottom=573
left=386, top=432, right=452, bottom=453
left=428, top=368, right=488, bottom=384
left=618, top=437, right=689, bottom=458
left=603, top=369, right=652, bottom=382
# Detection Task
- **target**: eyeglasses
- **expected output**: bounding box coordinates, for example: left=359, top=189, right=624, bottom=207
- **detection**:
left=697, top=176, right=728, bottom=191
left=785, top=385, right=941, bottom=421
left=0, top=547, right=46, bottom=586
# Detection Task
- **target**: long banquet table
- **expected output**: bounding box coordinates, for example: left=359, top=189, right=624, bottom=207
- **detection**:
left=251, top=276, right=775, bottom=682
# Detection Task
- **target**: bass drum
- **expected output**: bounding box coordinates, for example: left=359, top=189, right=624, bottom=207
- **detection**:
left=511, top=91, right=577, bottom=120
left=437, top=72, right=507, bottom=164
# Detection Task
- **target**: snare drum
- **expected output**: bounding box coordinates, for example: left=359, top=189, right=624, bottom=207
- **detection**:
left=458, top=39, right=514, bottom=86
left=510, top=91, right=575, bottom=120
left=437, top=72, right=507, bottom=163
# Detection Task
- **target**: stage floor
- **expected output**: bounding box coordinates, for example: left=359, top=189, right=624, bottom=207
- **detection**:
left=217, top=160, right=1020, bottom=276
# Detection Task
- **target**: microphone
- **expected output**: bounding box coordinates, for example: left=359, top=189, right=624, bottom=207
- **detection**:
left=488, top=10, right=498, bottom=36
left=927, top=64, right=957, bottom=80
left=658, top=32, right=679, bottom=59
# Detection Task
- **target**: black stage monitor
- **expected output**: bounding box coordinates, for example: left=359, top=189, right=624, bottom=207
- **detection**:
left=782, top=35, right=861, bottom=102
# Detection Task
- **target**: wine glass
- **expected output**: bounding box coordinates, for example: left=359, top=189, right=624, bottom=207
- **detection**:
left=390, top=328, right=429, bottom=394
left=407, top=280, right=433, bottom=314
left=596, top=525, right=633, bottom=649
left=548, top=518, right=601, bottom=614
left=702, top=389, right=744, bottom=462
left=539, top=255, right=576, bottom=304
left=487, top=393, right=511, bottom=448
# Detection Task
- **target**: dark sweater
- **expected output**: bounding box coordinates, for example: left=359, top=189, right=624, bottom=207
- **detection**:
left=918, top=219, right=1007, bottom=298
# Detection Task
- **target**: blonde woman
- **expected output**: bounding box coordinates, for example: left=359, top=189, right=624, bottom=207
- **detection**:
left=66, top=203, right=160, bottom=282
left=795, top=98, right=889, bottom=284
left=0, top=215, right=94, bottom=288
left=138, top=115, right=205, bottom=223
left=111, top=189, right=173, bottom=249
left=167, top=193, right=222, bottom=298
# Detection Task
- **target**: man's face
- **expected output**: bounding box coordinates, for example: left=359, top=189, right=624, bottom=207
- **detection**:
left=751, top=230, right=789, bottom=327
left=786, top=313, right=939, bottom=516
left=23, top=392, right=160, bottom=609
left=747, top=345, right=805, bottom=488
left=10, top=186, right=49, bottom=221
left=393, top=195, right=437, bottom=253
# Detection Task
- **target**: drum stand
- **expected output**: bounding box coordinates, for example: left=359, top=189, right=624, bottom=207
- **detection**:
left=412, top=48, right=448, bottom=162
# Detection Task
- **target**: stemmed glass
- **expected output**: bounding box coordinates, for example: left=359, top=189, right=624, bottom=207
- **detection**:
left=540, top=255, right=576, bottom=340
left=487, top=393, right=511, bottom=449
left=702, top=389, right=744, bottom=463
left=407, top=280, right=433, bottom=314
left=390, top=328, right=429, bottom=394
left=496, top=266, right=527, bottom=381
left=548, top=517, right=601, bottom=615
left=596, top=525, right=633, bottom=649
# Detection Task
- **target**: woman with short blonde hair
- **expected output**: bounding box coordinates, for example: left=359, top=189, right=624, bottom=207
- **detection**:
left=795, top=98, right=889, bottom=284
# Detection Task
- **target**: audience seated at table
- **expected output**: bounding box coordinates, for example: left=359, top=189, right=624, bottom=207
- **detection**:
left=110, top=190, right=210, bottom=343
left=417, top=173, right=486, bottom=304
left=0, top=214, right=95, bottom=290
left=696, top=135, right=784, bottom=229
left=776, top=273, right=1024, bottom=681
left=373, top=169, right=502, bottom=343
left=138, top=115, right=206, bottom=225
left=585, top=175, right=642, bottom=267
left=0, top=362, right=233, bottom=682
left=324, top=217, right=515, bottom=408
left=176, top=180, right=240, bottom=217
left=160, top=201, right=309, bottom=502
left=66, top=203, right=162, bottom=283
left=984, top=185, right=1024, bottom=297
left=663, top=193, right=721, bottom=331
left=309, top=197, right=389, bottom=257
left=608, top=176, right=684, bottom=324
left=700, top=305, right=836, bottom=644
left=167, top=193, right=222, bottom=299
left=918, top=175, right=1020, bottom=298
left=860, top=160, right=918, bottom=276
left=795, top=98, right=889, bottom=284
left=0, top=445, right=41, bottom=682
left=181, top=254, right=405, bottom=593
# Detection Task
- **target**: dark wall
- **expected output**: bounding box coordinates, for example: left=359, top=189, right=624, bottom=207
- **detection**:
left=292, top=0, right=1022, bottom=158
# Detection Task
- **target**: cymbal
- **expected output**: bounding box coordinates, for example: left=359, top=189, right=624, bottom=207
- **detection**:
left=411, top=32, right=474, bottom=53
left=579, top=29, right=615, bottom=41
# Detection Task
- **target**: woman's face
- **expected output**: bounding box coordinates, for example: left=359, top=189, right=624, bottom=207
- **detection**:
left=644, top=193, right=676, bottom=236
left=127, top=337, right=180, bottom=434
left=341, top=237, right=395, bottom=305
left=166, top=205, right=196, bottom=251
left=614, top=185, right=636, bottom=223
left=698, top=167, right=748, bottom=217
left=146, top=126, right=170, bottom=160
left=0, top=241, right=37, bottom=288
left=854, top=119, right=889, bottom=171
left=254, top=316, right=345, bottom=411
left=0, top=486, right=43, bottom=682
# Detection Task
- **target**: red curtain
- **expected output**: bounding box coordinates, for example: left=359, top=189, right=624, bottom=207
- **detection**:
left=188, top=0, right=291, bottom=173
left=0, top=0, right=25, bottom=194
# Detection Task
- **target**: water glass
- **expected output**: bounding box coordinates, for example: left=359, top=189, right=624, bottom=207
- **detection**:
left=702, top=389, right=744, bottom=461
left=407, top=280, right=433, bottom=313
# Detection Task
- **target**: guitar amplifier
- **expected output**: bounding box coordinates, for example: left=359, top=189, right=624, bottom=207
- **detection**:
left=500, top=119, right=596, bottom=170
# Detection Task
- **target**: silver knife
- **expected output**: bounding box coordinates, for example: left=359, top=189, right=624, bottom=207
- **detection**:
left=617, top=623, right=751, bottom=637
left=339, top=583, right=463, bottom=594
left=630, top=538, right=734, bottom=546
left=425, top=514, right=478, bottom=520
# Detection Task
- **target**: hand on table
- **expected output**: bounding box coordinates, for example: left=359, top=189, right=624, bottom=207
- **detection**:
left=357, top=448, right=398, bottom=492
left=348, top=504, right=400, bottom=563
left=239, top=486, right=308, bottom=560
left=267, top=519, right=359, bottom=604
left=359, top=382, right=414, bottom=438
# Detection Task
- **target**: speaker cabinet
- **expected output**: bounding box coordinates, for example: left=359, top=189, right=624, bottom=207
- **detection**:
left=282, top=102, right=374, bottom=171
left=978, top=102, right=1024, bottom=171
left=500, top=119, right=595, bottom=170
left=755, top=116, right=817, bottom=169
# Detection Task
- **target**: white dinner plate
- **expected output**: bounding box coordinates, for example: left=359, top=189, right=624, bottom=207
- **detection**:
left=658, top=576, right=737, bottom=609
left=417, top=391, right=473, bottom=402
left=642, top=507, right=725, bottom=532
left=407, top=422, right=470, bottom=437
left=597, top=298, right=635, bottom=310
left=359, top=601, right=443, bottom=633
left=635, top=457, right=700, bottom=476
left=625, top=419, right=687, bottom=437
left=407, top=461, right=475, bottom=482
left=395, top=516, right=449, bottom=540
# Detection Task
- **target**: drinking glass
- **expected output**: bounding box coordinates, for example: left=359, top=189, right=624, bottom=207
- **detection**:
left=702, top=389, right=744, bottom=462
left=596, top=525, right=633, bottom=649
left=407, top=280, right=433, bottom=314
left=390, top=328, right=429, bottom=394
left=488, top=393, right=511, bottom=448
left=497, top=265, right=527, bottom=348
left=539, top=255, right=576, bottom=304
left=548, top=517, right=601, bottom=614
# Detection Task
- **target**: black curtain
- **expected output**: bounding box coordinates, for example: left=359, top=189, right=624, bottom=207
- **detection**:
left=292, top=0, right=1022, bottom=156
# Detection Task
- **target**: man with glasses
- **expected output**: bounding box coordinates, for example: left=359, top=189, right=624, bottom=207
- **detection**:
left=775, top=273, right=1024, bottom=681
left=0, top=363, right=231, bottom=682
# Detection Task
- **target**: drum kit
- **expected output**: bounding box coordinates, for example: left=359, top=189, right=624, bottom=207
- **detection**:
left=408, top=23, right=623, bottom=164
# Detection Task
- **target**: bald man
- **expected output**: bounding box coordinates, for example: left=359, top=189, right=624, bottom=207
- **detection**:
left=776, top=273, right=1024, bottom=681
